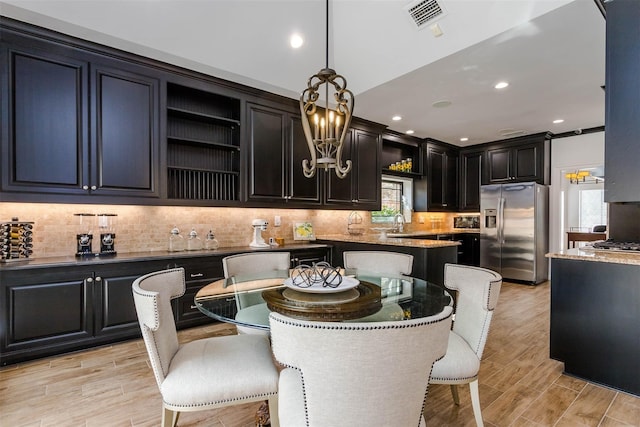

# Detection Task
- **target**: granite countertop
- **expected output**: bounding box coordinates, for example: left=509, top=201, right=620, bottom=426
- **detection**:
left=0, top=243, right=330, bottom=270
left=546, top=247, right=640, bottom=266
left=316, top=234, right=461, bottom=248
left=384, top=229, right=479, bottom=238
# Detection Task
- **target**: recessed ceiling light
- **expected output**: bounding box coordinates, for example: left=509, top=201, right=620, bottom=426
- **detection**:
left=460, top=137, right=469, bottom=142
left=392, top=115, right=402, bottom=121
left=432, top=100, right=452, bottom=108
left=494, top=81, right=509, bottom=89
left=553, top=119, right=564, bottom=124
left=406, top=130, right=415, bottom=135
left=290, top=33, right=304, bottom=49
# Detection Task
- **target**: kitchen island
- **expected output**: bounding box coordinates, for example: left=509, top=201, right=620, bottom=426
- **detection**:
left=546, top=248, right=640, bottom=397
left=316, top=234, right=460, bottom=286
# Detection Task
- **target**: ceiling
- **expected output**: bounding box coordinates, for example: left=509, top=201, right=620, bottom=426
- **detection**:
left=0, top=0, right=606, bottom=147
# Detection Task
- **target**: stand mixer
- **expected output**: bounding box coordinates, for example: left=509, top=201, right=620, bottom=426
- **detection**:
left=249, top=219, right=270, bottom=248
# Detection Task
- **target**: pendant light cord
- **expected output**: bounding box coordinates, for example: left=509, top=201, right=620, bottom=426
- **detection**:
left=325, top=0, right=329, bottom=69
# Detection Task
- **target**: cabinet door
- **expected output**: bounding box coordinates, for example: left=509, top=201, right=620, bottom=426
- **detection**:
left=3, top=48, right=89, bottom=194
left=290, top=247, right=330, bottom=267
left=353, top=128, right=381, bottom=207
left=2, top=271, right=94, bottom=362
left=427, top=147, right=446, bottom=207
left=288, top=115, right=321, bottom=203
left=325, top=129, right=355, bottom=205
left=91, top=63, right=160, bottom=197
left=326, top=128, right=381, bottom=209
left=486, top=147, right=512, bottom=183
left=605, top=0, right=640, bottom=202
left=512, top=143, right=541, bottom=182
left=93, top=273, right=141, bottom=338
left=460, top=150, right=482, bottom=211
left=423, top=144, right=458, bottom=211
left=247, top=104, right=286, bottom=201
left=445, top=150, right=459, bottom=209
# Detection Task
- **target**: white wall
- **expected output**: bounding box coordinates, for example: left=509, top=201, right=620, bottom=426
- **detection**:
left=549, top=131, right=605, bottom=254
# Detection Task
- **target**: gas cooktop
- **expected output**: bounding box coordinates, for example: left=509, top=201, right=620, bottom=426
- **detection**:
left=591, top=239, right=640, bottom=251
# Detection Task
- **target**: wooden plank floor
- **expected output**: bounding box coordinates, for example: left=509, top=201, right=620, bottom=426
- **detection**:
left=1, top=281, right=639, bottom=426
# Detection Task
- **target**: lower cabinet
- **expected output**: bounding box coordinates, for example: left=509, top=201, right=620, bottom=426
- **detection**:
left=166, top=256, right=225, bottom=329
left=458, top=234, right=480, bottom=266
left=0, top=245, right=331, bottom=365
left=317, top=240, right=457, bottom=287
left=0, top=260, right=168, bottom=365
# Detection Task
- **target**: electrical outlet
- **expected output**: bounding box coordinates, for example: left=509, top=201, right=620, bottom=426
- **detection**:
left=274, top=215, right=281, bottom=227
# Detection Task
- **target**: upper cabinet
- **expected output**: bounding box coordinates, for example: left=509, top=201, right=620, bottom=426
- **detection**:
left=604, top=0, right=640, bottom=203
left=381, top=131, right=422, bottom=177
left=1, top=25, right=160, bottom=201
left=482, top=133, right=550, bottom=185
left=414, top=141, right=459, bottom=212
left=245, top=102, right=320, bottom=205
left=166, top=82, right=241, bottom=203
left=459, top=148, right=483, bottom=212
left=325, top=122, right=383, bottom=210
left=91, top=61, right=160, bottom=198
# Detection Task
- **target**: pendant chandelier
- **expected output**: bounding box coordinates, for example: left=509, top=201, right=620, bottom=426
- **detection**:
left=299, top=0, right=354, bottom=179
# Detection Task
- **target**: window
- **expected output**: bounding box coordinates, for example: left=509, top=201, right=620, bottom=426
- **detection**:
left=579, top=188, right=607, bottom=231
left=371, top=175, right=413, bottom=224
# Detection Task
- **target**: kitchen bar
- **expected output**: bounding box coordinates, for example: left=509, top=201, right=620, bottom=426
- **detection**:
left=546, top=248, right=640, bottom=397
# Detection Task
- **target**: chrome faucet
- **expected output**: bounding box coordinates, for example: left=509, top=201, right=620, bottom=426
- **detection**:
left=393, top=213, right=405, bottom=233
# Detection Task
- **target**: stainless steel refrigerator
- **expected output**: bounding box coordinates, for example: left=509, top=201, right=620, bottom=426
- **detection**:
left=480, top=182, right=548, bottom=284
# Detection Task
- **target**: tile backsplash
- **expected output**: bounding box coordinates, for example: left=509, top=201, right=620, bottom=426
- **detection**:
left=1, top=202, right=455, bottom=258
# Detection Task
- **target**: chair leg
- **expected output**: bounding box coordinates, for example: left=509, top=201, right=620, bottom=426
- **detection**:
left=449, top=384, right=460, bottom=405
left=268, top=394, right=280, bottom=427
left=162, top=406, right=179, bottom=427
left=469, top=379, right=484, bottom=427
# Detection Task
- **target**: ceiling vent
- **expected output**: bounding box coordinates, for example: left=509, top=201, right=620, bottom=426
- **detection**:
left=405, top=0, right=446, bottom=30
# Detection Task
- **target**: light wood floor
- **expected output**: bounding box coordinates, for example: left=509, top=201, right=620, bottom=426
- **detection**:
left=1, top=281, right=639, bottom=426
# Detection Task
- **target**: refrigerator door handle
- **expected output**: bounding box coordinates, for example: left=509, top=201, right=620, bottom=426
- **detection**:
left=498, top=197, right=505, bottom=243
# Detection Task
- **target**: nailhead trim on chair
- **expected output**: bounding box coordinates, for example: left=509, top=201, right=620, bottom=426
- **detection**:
left=271, top=315, right=449, bottom=427
left=163, top=391, right=277, bottom=409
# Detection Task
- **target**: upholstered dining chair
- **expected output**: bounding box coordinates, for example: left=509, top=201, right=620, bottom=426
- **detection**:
left=132, top=268, right=279, bottom=427
left=343, top=250, right=414, bottom=275
left=430, top=263, right=503, bottom=427
left=269, top=308, right=453, bottom=427
left=223, top=252, right=291, bottom=334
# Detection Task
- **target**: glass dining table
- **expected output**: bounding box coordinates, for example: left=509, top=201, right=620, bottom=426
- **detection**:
left=194, top=268, right=453, bottom=331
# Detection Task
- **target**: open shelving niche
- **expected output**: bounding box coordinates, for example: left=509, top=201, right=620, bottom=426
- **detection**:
left=166, top=83, right=241, bottom=201
left=381, top=134, right=422, bottom=178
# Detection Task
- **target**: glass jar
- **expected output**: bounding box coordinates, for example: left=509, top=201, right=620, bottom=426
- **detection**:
left=168, top=226, right=185, bottom=252
left=204, top=230, right=219, bottom=250
left=187, top=228, right=202, bottom=251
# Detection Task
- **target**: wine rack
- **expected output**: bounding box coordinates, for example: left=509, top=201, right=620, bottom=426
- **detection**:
left=1, top=219, right=34, bottom=262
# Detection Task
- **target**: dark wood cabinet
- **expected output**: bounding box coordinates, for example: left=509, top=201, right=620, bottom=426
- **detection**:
left=550, top=258, right=640, bottom=396
left=415, top=141, right=459, bottom=212
left=0, top=245, right=331, bottom=365
left=317, top=239, right=457, bottom=287
left=90, top=62, right=160, bottom=197
left=604, top=0, right=640, bottom=203
left=167, top=256, right=225, bottom=328
left=166, top=82, right=241, bottom=202
left=459, top=149, right=482, bottom=212
left=0, top=260, right=169, bottom=365
left=2, top=47, right=89, bottom=195
left=1, top=37, right=160, bottom=199
left=246, top=103, right=320, bottom=205
left=326, top=124, right=382, bottom=210
left=482, top=133, right=550, bottom=185
left=458, top=233, right=480, bottom=266
left=381, top=131, right=422, bottom=177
